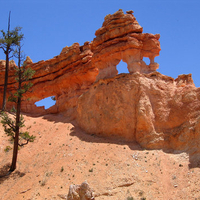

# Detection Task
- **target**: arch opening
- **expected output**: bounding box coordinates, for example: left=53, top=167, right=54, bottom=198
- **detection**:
left=35, top=96, right=56, bottom=110
left=143, top=57, right=150, bottom=65
left=116, top=60, right=129, bottom=74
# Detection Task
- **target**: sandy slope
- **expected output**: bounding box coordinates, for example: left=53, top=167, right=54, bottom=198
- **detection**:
left=0, top=114, right=200, bottom=200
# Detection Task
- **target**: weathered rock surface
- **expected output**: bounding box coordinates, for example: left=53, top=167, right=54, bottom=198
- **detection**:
left=0, top=9, right=160, bottom=117
left=0, top=43, right=98, bottom=116
left=92, top=9, right=160, bottom=80
left=76, top=72, right=200, bottom=160
left=67, top=181, right=95, bottom=200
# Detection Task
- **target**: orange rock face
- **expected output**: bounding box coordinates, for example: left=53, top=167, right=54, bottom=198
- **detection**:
left=92, top=9, right=160, bottom=80
left=76, top=72, right=200, bottom=162
left=0, top=10, right=161, bottom=117
left=0, top=43, right=98, bottom=116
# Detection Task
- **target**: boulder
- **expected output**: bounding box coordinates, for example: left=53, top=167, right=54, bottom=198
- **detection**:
left=67, top=181, right=95, bottom=200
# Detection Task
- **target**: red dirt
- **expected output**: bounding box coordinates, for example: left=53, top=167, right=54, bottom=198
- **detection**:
left=0, top=114, right=200, bottom=200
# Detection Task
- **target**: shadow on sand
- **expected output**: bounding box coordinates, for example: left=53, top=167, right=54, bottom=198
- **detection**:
left=69, top=125, right=200, bottom=169
left=0, top=163, right=25, bottom=184
left=24, top=113, right=200, bottom=169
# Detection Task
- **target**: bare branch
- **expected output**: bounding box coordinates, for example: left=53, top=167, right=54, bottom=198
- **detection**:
left=6, top=122, right=16, bottom=132
left=18, top=140, right=29, bottom=147
left=0, top=45, right=6, bottom=53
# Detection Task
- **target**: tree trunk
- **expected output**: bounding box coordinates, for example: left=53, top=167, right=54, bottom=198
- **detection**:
left=2, top=50, right=9, bottom=111
left=9, top=111, right=20, bottom=171
left=9, top=97, right=21, bottom=171
left=2, top=13, right=11, bottom=111
left=10, top=48, right=21, bottom=172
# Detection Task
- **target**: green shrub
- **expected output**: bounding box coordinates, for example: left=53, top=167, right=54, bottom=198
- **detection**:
left=4, top=146, right=12, bottom=152
left=127, top=197, right=134, bottom=200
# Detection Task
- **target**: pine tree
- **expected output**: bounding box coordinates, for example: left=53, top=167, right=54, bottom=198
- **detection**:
left=0, top=11, right=24, bottom=110
left=0, top=43, right=35, bottom=172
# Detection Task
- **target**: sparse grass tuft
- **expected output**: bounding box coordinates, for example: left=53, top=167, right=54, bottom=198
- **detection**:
left=60, top=166, right=64, bottom=172
left=89, top=168, right=93, bottom=172
left=40, top=179, right=46, bottom=186
left=4, top=146, right=12, bottom=152
left=126, top=196, right=134, bottom=200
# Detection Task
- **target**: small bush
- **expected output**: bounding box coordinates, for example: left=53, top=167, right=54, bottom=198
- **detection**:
left=127, top=197, right=134, bottom=200
left=4, top=146, right=12, bottom=152
left=89, top=168, right=93, bottom=172
left=40, top=179, right=46, bottom=186
left=60, top=166, right=64, bottom=172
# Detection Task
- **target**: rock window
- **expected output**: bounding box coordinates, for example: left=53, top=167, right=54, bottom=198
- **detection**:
left=116, top=60, right=129, bottom=74
left=35, top=96, right=56, bottom=109
left=143, top=57, right=150, bottom=65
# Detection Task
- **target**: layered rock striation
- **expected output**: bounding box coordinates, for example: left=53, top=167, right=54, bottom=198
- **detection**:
left=0, top=9, right=160, bottom=116
left=0, top=43, right=98, bottom=115
left=92, top=9, right=160, bottom=80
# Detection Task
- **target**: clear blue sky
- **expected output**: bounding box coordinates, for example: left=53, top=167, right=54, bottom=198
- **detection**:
left=0, top=0, right=200, bottom=109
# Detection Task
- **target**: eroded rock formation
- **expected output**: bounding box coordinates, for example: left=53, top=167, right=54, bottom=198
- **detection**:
left=0, top=9, right=160, bottom=116
left=0, top=43, right=98, bottom=115
left=92, top=9, right=160, bottom=80
left=0, top=10, right=199, bottom=161
left=76, top=72, right=200, bottom=160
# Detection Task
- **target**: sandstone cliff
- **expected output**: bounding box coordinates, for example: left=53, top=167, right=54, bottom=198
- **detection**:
left=0, top=9, right=160, bottom=116
left=76, top=72, right=200, bottom=164
left=0, top=10, right=199, bottom=163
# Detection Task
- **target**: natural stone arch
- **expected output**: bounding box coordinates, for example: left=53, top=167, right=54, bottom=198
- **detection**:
left=121, top=49, right=142, bottom=73
left=0, top=9, right=160, bottom=117
left=95, top=58, right=120, bottom=81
